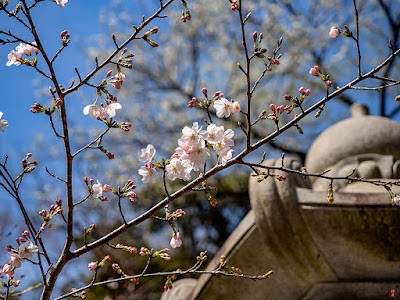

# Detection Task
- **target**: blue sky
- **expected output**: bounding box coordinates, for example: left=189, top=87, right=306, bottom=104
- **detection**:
left=0, top=1, right=109, bottom=152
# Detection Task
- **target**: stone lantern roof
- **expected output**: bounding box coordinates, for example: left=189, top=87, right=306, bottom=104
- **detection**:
left=305, top=103, right=400, bottom=175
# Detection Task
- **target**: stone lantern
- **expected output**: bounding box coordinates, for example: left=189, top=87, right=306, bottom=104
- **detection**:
left=162, top=104, right=400, bottom=300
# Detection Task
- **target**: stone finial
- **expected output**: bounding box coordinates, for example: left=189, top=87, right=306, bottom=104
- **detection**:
left=350, top=103, right=369, bottom=117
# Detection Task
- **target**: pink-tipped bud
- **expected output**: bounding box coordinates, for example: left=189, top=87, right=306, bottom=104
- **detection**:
left=122, top=48, right=128, bottom=55
left=83, top=177, right=88, bottom=184
left=304, top=89, right=310, bottom=96
left=150, top=26, right=159, bottom=34
left=56, top=198, right=62, bottom=206
left=26, top=153, right=33, bottom=158
left=252, top=31, right=257, bottom=43
left=60, top=30, right=68, bottom=38
left=269, top=104, right=276, bottom=111
left=284, top=94, right=292, bottom=101
left=90, top=178, right=94, bottom=185
left=106, top=70, right=113, bottom=78
left=325, top=80, right=332, bottom=88
left=202, top=87, right=207, bottom=96
left=298, top=87, right=304, bottom=93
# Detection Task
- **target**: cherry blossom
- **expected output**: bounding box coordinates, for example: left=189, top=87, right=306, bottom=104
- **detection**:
left=206, top=124, right=224, bottom=145
left=329, top=26, right=340, bottom=38
left=18, top=241, right=39, bottom=259
left=110, top=72, right=126, bottom=89
left=214, top=98, right=233, bottom=118
left=166, top=157, right=191, bottom=181
left=92, top=180, right=104, bottom=198
left=170, top=232, right=182, bottom=248
left=1, top=264, right=14, bottom=278
left=180, top=141, right=210, bottom=172
left=56, top=0, right=68, bottom=8
left=83, top=104, right=101, bottom=119
left=105, top=103, right=122, bottom=118
left=178, top=122, right=207, bottom=147
left=138, top=163, right=158, bottom=184
left=8, top=253, right=22, bottom=268
left=6, top=50, right=22, bottom=67
left=16, top=42, right=38, bottom=55
left=0, top=112, right=9, bottom=132
left=230, top=101, right=241, bottom=114
left=139, top=144, right=156, bottom=163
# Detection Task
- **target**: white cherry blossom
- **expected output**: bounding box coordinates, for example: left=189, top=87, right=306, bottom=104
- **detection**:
left=106, top=102, right=122, bottom=118
left=214, top=98, right=232, bottom=118
left=170, top=232, right=182, bottom=248
left=181, top=141, right=210, bottom=171
left=206, top=124, right=224, bottom=145
left=178, top=122, right=206, bottom=147
left=0, top=112, right=9, bottom=132
left=83, top=104, right=101, bottom=119
left=18, top=241, right=39, bottom=259
left=8, top=253, right=22, bottom=268
left=166, top=158, right=191, bottom=181
left=139, top=144, right=156, bottom=163
left=6, top=50, right=22, bottom=67
left=138, top=164, right=158, bottom=184
left=92, top=180, right=104, bottom=198
left=56, top=0, right=68, bottom=8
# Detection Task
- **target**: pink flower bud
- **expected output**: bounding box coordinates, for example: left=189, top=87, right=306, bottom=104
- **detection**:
left=309, top=67, right=318, bottom=76
left=269, top=104, right=276, bottom=111
left=150, top=26, right=159, bottom=34
left=298, top=87, right=304, bottom=93
left=304, top=89, right=311, bottom=96
left=202, top=87, right=207, bottom=95
left=325, top=80, right=332, bottom=88
left=60, top=30, right=68, bottom=38
left=103, top=184, right=111, bottom=192
left=106, top=70, right=113, bottom=78
left=122, top=48, right=127, bottom=55
left=329, top=26, right=340, bottom=39
left=284, top=94, right=292, bottom=100
left=88, top=262, right=98, bottom=271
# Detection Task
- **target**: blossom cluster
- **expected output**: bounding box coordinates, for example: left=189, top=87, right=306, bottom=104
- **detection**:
left=309, top=65, right=332, bottom=88
left=83, top=102, right=122, bottom=120
left=138, top=122, right=235, bottom=184
left=6, top=42, right=38, bottom=67
left=84, top=177, right=112, bottom=201
left=38, top=198, right=63, bottom=231
left=188, top=89, right=241, bottom=119
left=1, top=231, right=38, bottom=281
